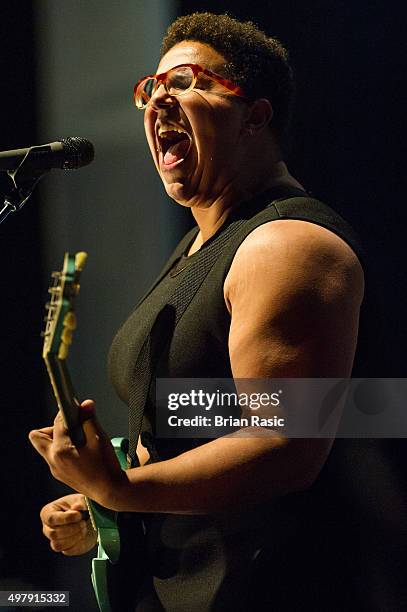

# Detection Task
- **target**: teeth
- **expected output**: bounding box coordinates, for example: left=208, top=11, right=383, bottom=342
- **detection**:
left=158, top=126, right=189, bottom=138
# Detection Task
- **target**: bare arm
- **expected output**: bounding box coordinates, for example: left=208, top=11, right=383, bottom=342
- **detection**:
left=104, top=220, right=364, bottom=513
left=30, top=220, right=364, bottom=514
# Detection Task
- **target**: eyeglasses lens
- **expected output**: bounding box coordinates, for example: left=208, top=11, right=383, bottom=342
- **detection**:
left=138, top=78, right=157, bottom=106
left=136, top=66, right=195, bottom=108
left=166, top=66, right=194, bottom=95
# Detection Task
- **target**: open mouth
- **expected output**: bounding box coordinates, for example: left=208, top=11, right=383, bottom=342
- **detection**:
left=157, top=127, right=192, bottom=168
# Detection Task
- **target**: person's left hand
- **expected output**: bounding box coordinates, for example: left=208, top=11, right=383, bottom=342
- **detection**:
left=29, top=400, right=129, bottom=508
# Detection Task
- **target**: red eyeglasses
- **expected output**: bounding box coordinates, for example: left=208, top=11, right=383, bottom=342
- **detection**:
left=134, top=63, right=247, bottom=109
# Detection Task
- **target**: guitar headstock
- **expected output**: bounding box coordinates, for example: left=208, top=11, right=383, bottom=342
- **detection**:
left=42, top=251, right=87, bottom=360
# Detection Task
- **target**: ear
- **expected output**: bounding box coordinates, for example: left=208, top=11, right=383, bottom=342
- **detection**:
left=243, top=98, right=273, bottom=135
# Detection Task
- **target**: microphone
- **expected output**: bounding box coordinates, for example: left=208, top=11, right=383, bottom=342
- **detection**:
left=0, top=137, right=95, bottom=172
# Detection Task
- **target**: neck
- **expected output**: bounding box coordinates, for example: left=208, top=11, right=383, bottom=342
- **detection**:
left=187, top=161, right=304, bottom=254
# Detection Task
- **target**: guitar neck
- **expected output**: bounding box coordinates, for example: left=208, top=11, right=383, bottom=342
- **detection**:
left=45, top=354, right=85, bottom=447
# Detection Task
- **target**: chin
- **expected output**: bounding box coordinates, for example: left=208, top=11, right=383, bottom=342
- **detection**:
left=163, top=179, right=195, bottom=207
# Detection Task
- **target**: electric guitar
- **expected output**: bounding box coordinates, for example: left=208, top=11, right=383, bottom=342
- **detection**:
left=42, top=252, right=143, bottom=612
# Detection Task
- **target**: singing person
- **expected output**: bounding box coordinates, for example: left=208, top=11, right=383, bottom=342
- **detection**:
left=30, top=13, right=364, bottom=611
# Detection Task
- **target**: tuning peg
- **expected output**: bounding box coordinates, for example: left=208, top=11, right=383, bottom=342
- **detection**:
left=51, top=271, right=61, bottom=279
left=58, top=343, right=69, bottom=360
left=63, top=311, right=77, bottom=330
left=61, top=328, right=73, bottom=345
left=75, top=251, right=88, bottom=272
left=72, top=282, right=81, bottom=296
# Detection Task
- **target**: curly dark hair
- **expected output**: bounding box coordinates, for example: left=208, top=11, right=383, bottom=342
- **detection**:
left=161, top=12, right=295, bottom=157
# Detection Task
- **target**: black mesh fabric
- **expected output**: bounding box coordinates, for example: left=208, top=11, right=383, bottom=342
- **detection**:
left=127, top=186, right=363, bottom=462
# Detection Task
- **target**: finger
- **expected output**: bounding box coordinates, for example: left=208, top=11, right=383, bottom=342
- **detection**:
left=51, top=538, right=80, bottom=553
left=50, top=528, right=87, bottom=553
left=43, top=520, right=87, bottom=543
left=54, top=411, right=65, bottom=424
left=53, top=411, right=69, bottom=436
left=34, top=426, right=54, bottom=436
left=70, top=500, right=89, bottom=512
left=28, top=429, right=53, bottom=455
left=79, top=401, right=110, bottom=449
left=52, top=412, right=78, bottom=450
left=29, top=427, right=54, bottom=440
left=80, top=399, right=96, bottom=422
left=69, top=500, right=90, bottom=522
left=41, top=508, right=84, bottom=528
left=41, top=494, right=86, bottom=514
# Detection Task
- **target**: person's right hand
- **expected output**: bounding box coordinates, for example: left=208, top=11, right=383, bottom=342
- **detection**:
left=40, top=493, right=97, bottom=556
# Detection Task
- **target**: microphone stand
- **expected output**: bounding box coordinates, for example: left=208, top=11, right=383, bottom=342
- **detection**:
left=0, top=149, right=48, bottom=226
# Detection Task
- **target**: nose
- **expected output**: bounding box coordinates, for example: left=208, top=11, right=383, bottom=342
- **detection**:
left=149, top=82, right=177, bottom=110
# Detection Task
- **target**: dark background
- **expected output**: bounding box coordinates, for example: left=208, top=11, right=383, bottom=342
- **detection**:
left=0, top=1, right=405, bottom=610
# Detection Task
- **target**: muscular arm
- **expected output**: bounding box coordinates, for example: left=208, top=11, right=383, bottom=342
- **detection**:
left=104, top=220, right=364, bottom=513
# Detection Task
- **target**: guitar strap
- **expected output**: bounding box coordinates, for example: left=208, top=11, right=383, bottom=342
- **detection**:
left=128, top=187, right=312, bottom=465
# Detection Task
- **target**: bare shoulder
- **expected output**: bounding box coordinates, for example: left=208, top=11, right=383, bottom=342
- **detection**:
left=224, top=219, right=364, bottom=311
left=225, top=219, right=364, bottom=378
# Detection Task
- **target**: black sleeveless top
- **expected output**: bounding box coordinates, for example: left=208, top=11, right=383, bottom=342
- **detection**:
left=107, top=187, right=364, bottom=611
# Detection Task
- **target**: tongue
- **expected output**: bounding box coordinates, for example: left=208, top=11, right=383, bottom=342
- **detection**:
left=163, top=139, right=190, bottom=165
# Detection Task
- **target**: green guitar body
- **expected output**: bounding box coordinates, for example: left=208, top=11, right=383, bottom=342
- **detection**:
left=89, top=437, right=130, bottom=612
